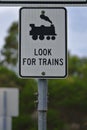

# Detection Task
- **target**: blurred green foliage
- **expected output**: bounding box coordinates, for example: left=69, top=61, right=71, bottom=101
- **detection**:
left=1, top=56, right=87, bottom=130
left=1, top=22, right=18, bottom=66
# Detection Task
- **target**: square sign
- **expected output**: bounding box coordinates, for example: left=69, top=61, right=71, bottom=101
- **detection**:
left=0, top=88, right=19, bottom=117
left=19, top=7, right=67, bottom=78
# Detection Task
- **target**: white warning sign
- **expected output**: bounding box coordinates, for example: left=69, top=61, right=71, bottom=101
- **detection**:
left=19, top=7, right=67, bottom=78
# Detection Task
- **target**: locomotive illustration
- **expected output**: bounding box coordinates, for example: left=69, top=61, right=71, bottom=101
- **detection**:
left=29, top=11, right=57, bottom=40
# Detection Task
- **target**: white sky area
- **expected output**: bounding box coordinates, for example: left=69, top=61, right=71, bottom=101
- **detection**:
left=0, top=7, right=87, bottom=57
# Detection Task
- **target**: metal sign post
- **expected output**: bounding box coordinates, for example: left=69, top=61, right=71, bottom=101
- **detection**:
left=38, top=79, right=48, bottom=130
left=3, top=91, right=7, bottom=130
left=19, top=6, right=68, bottom=130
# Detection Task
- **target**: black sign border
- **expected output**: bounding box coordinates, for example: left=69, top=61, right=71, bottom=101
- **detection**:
left=0, top=0, right=87, bottom=4
left=19, top=7, right=67, bottom=79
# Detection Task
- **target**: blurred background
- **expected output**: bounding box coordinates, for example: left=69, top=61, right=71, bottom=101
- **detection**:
left=0, top=7, right=87, bottom=130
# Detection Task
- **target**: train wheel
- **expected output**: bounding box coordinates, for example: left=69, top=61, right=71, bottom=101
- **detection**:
left=51, top=36, right=56, bottom=40
left=39, top=35, right=44, bottom=40
left=32, top=35, right=38, bottom=40
left=46, top=36, right=50, bottom=40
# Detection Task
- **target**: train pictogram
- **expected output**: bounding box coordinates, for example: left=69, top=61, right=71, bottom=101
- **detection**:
left=29, top=11, right=57, bottom=40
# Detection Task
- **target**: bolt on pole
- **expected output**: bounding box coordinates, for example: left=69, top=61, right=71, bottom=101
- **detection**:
left=38, top=79, right=48, bottom=130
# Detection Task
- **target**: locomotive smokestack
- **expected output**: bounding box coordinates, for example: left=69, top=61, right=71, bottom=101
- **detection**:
left=40, top=10, right=52, bottom=24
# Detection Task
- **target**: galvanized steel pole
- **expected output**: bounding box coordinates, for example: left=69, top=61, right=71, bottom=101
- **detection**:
left=3, top=91, right=7, bottom=130
left=38, top=79, right=48, bottom=130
